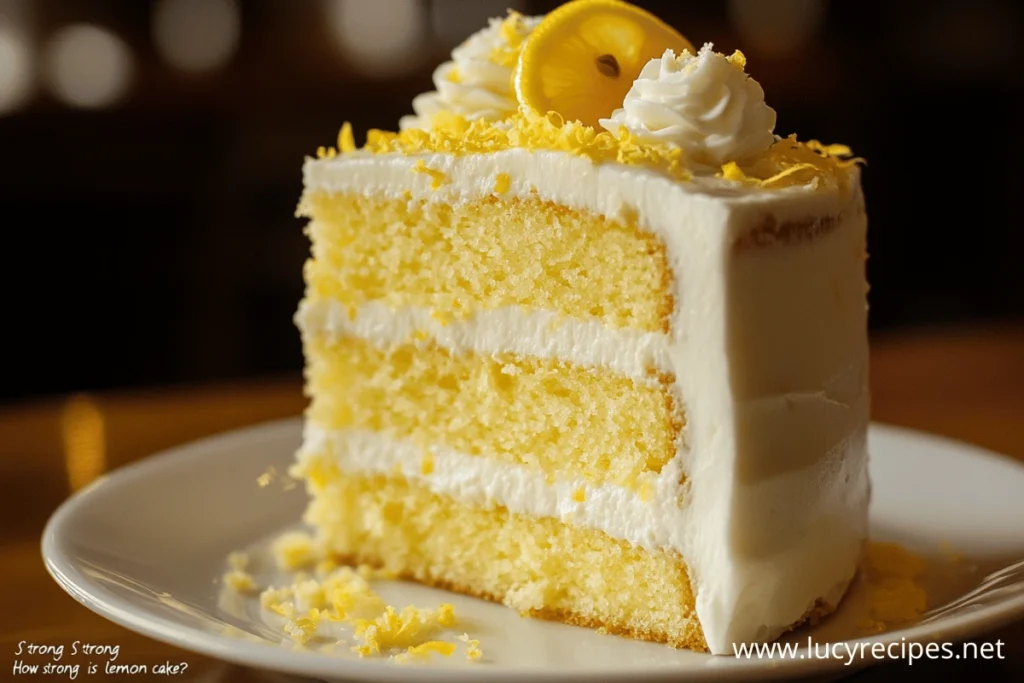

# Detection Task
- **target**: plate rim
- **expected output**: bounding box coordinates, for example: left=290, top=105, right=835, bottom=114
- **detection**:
left=41, top=418, right=1024, bottom=682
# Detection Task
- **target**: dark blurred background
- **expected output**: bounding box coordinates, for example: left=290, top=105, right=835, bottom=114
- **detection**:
left=1, top=0, right=1021, bottom=403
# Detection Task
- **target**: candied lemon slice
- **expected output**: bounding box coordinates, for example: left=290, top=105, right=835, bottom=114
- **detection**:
left=516, top=0, right=694, bottom=128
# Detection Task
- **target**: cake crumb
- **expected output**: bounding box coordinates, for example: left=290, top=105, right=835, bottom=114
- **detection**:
left=458, top=632, right=483, bottom=661
left=352, top=603, right=461, bottom=657
left=223, top=569, right=257, bottom=593
left=284, top=609, right=321, bottom=644
left=272, top=531, right=318, bottom=571
left=257, top=466, right=277, bottom=488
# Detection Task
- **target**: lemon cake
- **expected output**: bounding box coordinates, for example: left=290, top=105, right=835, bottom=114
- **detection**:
left=293, top=0, right=869, bottom=654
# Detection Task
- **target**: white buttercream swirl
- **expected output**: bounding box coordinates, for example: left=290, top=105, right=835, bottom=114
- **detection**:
left=399, top=15, right=541, bottom=131
left=600, top=44, right=777, bottom=168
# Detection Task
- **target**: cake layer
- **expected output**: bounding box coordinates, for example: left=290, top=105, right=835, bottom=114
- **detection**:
left=302, top=191, right=672, bottom=332
left=300, top=467, right=707, bottom=650
left=305, top=333, right=683, bottom=487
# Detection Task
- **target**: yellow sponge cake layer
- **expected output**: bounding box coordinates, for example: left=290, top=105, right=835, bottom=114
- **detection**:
left=303, top=192, right=673, bottom=332
left=299, top=466, right=707, bottom=651
left=305, top=334, right=683, bottom=487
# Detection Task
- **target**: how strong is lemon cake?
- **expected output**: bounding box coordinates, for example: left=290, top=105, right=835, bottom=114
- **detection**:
left=292, top=0, right=869, bottom=655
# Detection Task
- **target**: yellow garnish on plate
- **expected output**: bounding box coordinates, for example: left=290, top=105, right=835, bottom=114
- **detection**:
left=516, top=0, right=694, bottom=128
left=271, top=531, right=317, bottom=571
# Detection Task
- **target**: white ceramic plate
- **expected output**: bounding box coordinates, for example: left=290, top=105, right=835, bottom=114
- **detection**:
left=43, top=419, right=1024, bottom=682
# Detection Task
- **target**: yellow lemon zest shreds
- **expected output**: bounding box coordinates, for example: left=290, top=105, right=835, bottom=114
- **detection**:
left=430, top=309, right=453, bottom=326
left=741, top=135, right=864, bottom=191
left=353, top=606, right=423, bottom=655
left=412, top=159, right=448, bottom=190
left=351, top=603, right=460, bottom=657
left=223, top=569, right=257, bottom=593
left=446, top=66, right=462, bottom=83
left=436, top=603, right=456, bottom=628
left=326, top=572, right=386, bottom=622
left=494, top=172, right=511, bottom=194
left=329, top=116, right=860, bottom=191
left=490, top=11, right=533, bottom=68
left=726, top=49, right=747, bottom=69
left=284, top=609, right=320, bottom=644
left=572, top=487, right=586, bottom=503
left=260, top=586, right=298, bottom=617
left=458, top=633, right=483, bottom=661
left=420, top=453, right=434, bottom=475
left=271, top=531, right=318, bottom=571
left=338, top=122, right=356, bottom=153
left=805, top=139, right=853, bottom=158
left=394, top=640, right=457, bottom=663
left=720, top=161, right=749, bottom=182
left=294, top=578, right=328, bottom=611
left=358, top=111, right=696, bottom=182
left=759, top=162, right=820, bottom=187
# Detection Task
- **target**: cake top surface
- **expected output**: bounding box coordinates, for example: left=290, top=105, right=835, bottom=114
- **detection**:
left=318, top=0, right=861, bottom=193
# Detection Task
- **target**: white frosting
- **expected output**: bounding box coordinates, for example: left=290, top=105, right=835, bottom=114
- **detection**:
left=600, top=44, right=777, bottom=169
left=399, top=15, right=541, bottom=131
left=295, top=299, right=672, bottom=381
left=299, top=149, right=869, bottom=654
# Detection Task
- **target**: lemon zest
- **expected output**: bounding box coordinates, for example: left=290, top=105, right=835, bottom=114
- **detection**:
left=395, top=640, right=457, bottom=663
left=338, top=122, right=356, bottom=153
left=726, top=49, right=747, bottom=69
left=458, top=632, right=483, bottom=661
left=720, top=161, right=748, bottom=182
left=412, top=159, right=448, bottom=190
left=329, top=115, right=860, bottom=192
left=490, top=11, right=533, bottom=68
left=271, top=531, right=317, bottom=571
left=494, top=172, right=512, bottom=194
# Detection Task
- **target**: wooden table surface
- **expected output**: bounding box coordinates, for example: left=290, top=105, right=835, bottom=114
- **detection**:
left=2, top=325, right=1022, bottom=682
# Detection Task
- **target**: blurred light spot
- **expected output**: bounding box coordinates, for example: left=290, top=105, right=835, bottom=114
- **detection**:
left=0, top=22, right=32, bottom=114
left=61, top=394, right=107, bottom=493
left=44, top=24, right=132, bottom=109
left=326, top=0, right=425, bottom=77
left=153, top=0, right=240, bottom=74
left=430, top=0, right=525, bottom=48
left=728, top=0, right=826, bottom=55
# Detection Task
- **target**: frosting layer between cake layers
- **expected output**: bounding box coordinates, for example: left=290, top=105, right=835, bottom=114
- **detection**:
left=297, top=148, right=870, bottom=654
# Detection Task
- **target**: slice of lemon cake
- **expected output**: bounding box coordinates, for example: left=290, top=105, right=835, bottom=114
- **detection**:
left=293, top=0, right=869, bottom=654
